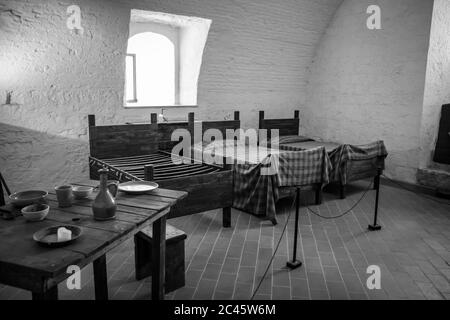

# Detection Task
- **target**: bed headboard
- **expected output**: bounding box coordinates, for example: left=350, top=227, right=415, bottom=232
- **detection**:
left=150, top=111, right=241, bottom=150
left=201, top=111, right=241, bottom=138
left=88, top=115, right=160, bottom=159
left=258, top=110, right=300, bottom=136
left=88, top=112, right=242, bottom=158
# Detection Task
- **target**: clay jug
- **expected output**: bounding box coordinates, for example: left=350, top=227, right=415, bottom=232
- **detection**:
left=92, top=169, right=118, bottom=220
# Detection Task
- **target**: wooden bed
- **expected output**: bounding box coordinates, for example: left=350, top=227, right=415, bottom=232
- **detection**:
left=88, top=112, right=240, bottom=227
left=259, top=111, right=386, bottom=199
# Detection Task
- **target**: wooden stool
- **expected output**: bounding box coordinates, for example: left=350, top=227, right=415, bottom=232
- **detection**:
left=134, top=224, right=187, bottom=293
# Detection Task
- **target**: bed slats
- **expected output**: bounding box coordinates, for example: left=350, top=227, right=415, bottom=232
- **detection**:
left=91, top=152, right=222, bottom=182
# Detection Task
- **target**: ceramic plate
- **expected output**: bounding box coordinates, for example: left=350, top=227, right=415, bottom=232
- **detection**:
left=33, top=225, right=82, bottom=248
left=118, top=181, right=159, bottom=194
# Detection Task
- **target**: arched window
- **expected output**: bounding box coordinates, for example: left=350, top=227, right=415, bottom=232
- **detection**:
left=126, top=32, right=176, bottom=106
left=125, top=10, right=212, bottom=108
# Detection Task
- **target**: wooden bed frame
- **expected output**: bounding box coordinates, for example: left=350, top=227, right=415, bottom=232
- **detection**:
left=259, top=110, right=300, bottom=137
left=259, top=110, right=385, bottom=199
left=88, top=112, right=240, bottom=227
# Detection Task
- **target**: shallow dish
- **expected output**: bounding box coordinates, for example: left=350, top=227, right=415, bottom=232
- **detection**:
left=9, top=190, right=48, bottom=207
left=118, top=181, right=159, bottom=195
left=33, top=225, right=82, bottom=248
left=21, top=203, right=50, bottom=222
left=72, top=186, right=94, bottom=199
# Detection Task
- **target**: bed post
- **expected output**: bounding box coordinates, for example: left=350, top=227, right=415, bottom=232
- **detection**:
left=259, top=111, right=269, bottom=146
left=144, top=165, right=154, bottom=181
left=188, top=112, right=195, bottom=162
left=234, top=111, right=240, bottom=121
left=259, top=111, right=264, bottom=129
left=222, top=157, right=232, bottom=228
left=88, top=115, right=97, bottom=180
left=151, top=113, right=158, bottom=124
left=88, top=114, right=96, bottom=127
left=315, top=147, right=325, bottom=205
left=294, top=110, right=300, bottom=119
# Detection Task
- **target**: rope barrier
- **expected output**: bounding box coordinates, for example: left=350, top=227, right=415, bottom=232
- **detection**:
left=251, top=180, right=375, bottom=299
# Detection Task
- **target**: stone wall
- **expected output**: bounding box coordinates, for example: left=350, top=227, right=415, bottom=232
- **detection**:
left=303, top=0, right=434, bottom=183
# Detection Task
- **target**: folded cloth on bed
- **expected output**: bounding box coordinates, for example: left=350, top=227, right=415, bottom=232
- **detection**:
left=260, top=135, right=314, bottom=147
left=328, top=140, right=388, bottom=184
left=233, top=146, right=331, bottom=220
left=193, top=139, right=273, bottom=164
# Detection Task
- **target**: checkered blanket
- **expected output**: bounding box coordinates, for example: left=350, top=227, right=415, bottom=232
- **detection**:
left=232, top=146, right=331, bottom=220
left=327, top=140, right=388, bottom=184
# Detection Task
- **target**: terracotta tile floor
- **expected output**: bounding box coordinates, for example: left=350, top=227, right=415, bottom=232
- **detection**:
left=1, top=181, right=449, bottom=300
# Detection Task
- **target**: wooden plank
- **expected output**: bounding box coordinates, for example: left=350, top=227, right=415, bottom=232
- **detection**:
left=47, top=191, right=171, bottom=214
left=260, top=118, right=299, bottom=136
left=153, top=166, right=221, bottom=178
left=202, top=120, right=240, bottom=138
left=89, top=123, right=161, bottom=158
left=73, top=180, right=188, bottom=201
left=157, top=122, right=190, bottom=152
left=0, top=253, right=83, bottom=292
left=159, top=171, right=233, bottom=218
left=44, top=203, right=138, bottom=233
left=45, top=208, right=171, bottom=291
left=104, top=154, right=168, bottom=163
left=0, top=220, right=86, bottom=275
left=0, top=217, right=121, bottom=258
left=45, top=197, right=144, bottom=225
left=72, top=181, right=188, bottom=202
left=46, top=193, right=153, bottom=220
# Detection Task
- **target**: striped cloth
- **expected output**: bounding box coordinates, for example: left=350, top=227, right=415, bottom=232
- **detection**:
left=232, top=146, right=331, bottom=220
left=327, top=140, right=388, bottom=184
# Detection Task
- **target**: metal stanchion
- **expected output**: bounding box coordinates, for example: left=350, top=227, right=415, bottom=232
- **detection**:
left=368, top=169, right=382, bottom=231
left=287, top=187, right=302, bottom=269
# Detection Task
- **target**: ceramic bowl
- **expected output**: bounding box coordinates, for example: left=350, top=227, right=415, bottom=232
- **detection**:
left=72, top=186, right=94, bottom=199
left=9, top=190, right=48, bottom=207
left=21, top=203, right=50, bottom=222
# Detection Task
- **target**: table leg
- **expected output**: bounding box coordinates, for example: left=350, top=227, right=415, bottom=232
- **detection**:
left=340, top=182, right=346, bottom=199
left=222, top=207, right=231, bottom=228
left=32, top=286, right=58, bottom=300
left=93, top=254, right=108, bottom=300
left=152, top=215, right=167, bottom=300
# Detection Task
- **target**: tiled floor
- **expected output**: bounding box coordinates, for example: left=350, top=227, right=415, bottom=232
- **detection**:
left=1, top=181, right=449, bottom=300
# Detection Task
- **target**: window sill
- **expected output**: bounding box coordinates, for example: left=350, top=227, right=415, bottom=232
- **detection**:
left=123, top=104, right=198, bottom=109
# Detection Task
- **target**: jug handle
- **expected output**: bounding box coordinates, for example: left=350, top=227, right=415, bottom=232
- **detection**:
left=107, top=182, right=118, bottom=198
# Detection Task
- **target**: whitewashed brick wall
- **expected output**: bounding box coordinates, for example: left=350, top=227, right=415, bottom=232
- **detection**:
left=0, top=0, right=342, bottom=190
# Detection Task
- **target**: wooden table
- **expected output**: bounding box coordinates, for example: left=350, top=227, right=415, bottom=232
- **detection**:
left=0, top=179, right=187, bottom=300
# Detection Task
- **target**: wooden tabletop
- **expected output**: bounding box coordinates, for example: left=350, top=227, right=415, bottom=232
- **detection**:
left=0, top=180, right=187, bottom=293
